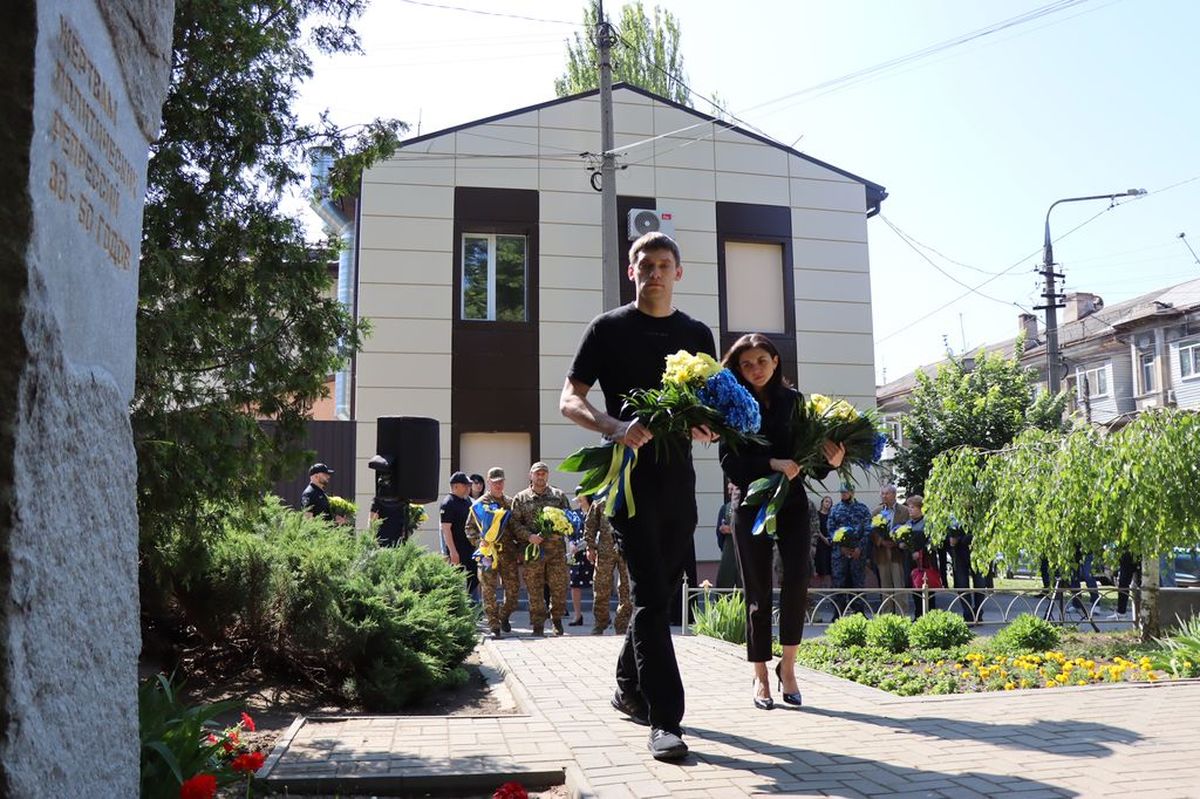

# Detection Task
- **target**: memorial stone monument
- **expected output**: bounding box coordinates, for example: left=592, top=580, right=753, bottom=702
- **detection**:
left=1, top=0, right=173, bottom=794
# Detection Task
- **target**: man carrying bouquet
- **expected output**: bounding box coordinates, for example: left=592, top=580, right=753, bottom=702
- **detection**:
left=466, top=467, right=518, bottom=639
left=829, top=482, right=872, bottom=617
left=510, top=462, right=573, bottom=636
left=560, top=231, right=717, bottom=762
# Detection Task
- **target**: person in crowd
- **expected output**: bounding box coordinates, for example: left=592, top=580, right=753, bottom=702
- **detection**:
left=567, top=494, right=594, bottom=627
left=719, top=333, right=845, bottom=710
left=715, top=481, right=742, bottom=589
left=469, top=473, right=486, bottom=500
left=1114, top=549, right=1140, bottom=619
left=439, top=471, right=478, bottom=599
left=300, top=463, right=336, bottom=523
left=813, top=496, right=833, bottom=589
left=582, top=490, right=632, bottom=636
left=829, top=483, right=872, bottom=618
left=466, top=466, right=515, bottom=638
left=559, top=230, right=716, bottom=761
left=904, top=494, right=937, bottom=618
left=949, top=519, right=995, bottom=623
left=509, top=462, right=572, bottom=637
left=872, top=484, right=911, bottom=616
left=368, top=495, right=406, bottom=546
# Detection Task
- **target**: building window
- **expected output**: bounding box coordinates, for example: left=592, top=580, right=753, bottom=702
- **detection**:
left=887, top=418, right=902, bottom=447
left=1077, top=365, right=1109, bottom=398
left=461, top=234, right=526, bottom=322
left=723, top=241, right=786, bottom=334
left=1140, top=352, right=1157, bottom=394
left=1180, top=341, right=1200, bottom=380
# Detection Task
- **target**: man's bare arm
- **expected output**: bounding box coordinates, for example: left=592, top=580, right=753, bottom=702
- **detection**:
left=560, top=377, right=654, bottom=448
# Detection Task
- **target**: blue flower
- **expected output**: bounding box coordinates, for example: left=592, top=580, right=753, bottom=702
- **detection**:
left=872, top=432, right=887, bottom=463
left=698, top=369, right=762, bottom=435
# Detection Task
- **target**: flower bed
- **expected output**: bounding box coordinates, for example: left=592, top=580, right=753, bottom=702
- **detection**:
left=753, top=613, right=1195, bottom=697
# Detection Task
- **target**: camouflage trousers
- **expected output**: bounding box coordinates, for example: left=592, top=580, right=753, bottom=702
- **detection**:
left=592, top=552, right=632, bottom=634
left=479, top=553, right=521, bottom=630
left=524, top=540, right=568, bottom=627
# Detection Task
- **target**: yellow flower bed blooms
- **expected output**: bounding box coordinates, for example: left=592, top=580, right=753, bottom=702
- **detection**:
left=945, top=649, right=1159, bottom=691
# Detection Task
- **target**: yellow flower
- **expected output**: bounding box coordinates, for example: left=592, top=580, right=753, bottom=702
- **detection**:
left=1077, top=680, right=1088, bottom=686
left=663, top=350, right=720, bottom=386
left=1004, top=682, right=1016, bottom=691
left=1147, top=673, right=1159, bottom=682
left=540, top=506, right=575, bottom=537
left=809, top=394, right=833, bottom=415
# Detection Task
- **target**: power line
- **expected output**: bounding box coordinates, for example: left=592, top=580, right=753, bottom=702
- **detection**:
left=880, top=216, right=1008, bottom=276
left=394, top=0, right=581, bottom=26
left=881, top=215, right=1018, bottom=308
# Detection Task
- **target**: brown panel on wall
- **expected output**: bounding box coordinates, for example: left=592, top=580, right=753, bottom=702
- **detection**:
left=715, top=202, right=797, bottom=385
left=617, top=195, right=656, bottom=306
left=263, top=420, right=357, bottom=507
left=451, top=187, right=541, bottom=467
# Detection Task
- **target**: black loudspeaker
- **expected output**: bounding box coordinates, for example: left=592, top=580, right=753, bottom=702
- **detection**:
left=375, top=416, right=440, bottom=504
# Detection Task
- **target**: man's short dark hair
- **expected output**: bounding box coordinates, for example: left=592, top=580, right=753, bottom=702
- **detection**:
left=628, top=231, right=680, bottom=267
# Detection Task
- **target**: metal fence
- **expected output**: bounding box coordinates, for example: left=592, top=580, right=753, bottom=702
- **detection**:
left=681, top=582, right=1139, bottom=635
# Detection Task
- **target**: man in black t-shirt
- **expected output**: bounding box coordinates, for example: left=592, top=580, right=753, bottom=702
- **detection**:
left=439, top=472, right=478, bottom=599
left=560, top=231, right=716, bottom=762
left=300, top=463, right=335, bottom=523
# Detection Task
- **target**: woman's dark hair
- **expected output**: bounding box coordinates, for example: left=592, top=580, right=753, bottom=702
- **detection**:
left=720, top=332, right=789, bottom=400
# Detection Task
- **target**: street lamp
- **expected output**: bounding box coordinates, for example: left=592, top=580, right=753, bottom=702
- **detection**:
left=1037, top=188, right=1147, bottom=396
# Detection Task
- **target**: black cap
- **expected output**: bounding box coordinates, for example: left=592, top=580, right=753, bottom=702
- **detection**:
left=309, top=463, right=334, bottom=476
left=450, top=471, right=471, bottom=486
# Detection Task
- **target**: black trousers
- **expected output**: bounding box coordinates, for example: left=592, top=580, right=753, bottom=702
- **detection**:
left=611, top=469, right=697, bottom=735
left=1117, top=551, right=1140, bottom=614
left=732, top=499, right=811, bottom=662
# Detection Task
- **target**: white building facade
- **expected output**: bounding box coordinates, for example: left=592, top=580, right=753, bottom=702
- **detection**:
left=350, top=85, right=886, bottom=572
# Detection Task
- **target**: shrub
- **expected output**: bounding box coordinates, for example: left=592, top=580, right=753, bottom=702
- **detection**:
left=866, top=614, right=912, bottom=653
left=692, top=590, right=746, bottom=645
left=909, top=610, right=974, bottom=650
left=992, top=613, right=1062, bottom=653
left=826, top=613, right=869, bottom=648
left=175, top=498, right=479, bottom=710
left=1153, top=614, right=1200, bottom=678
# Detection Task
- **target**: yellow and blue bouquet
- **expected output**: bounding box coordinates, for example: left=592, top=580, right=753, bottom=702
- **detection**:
left=471, top=500, right=508, bottom=571
left=401, top=503, right=428, bottom=536
left=742, top=394, right=886, bottom=537
left=561, top=350, right=766, bottom=519
left=832, top=526, right=850, bottom=546
left=892, top=523, right=913, bottom=548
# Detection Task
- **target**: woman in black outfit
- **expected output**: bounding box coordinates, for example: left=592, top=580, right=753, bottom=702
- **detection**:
left=719, top=334, right=844, bottom=709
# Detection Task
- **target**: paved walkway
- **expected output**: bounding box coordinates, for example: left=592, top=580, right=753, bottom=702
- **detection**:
left=263, top=630, right=1200, bottom=797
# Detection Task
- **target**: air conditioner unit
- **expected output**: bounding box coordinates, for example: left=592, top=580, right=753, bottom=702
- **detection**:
left=627, top=208, right=675, bottom=240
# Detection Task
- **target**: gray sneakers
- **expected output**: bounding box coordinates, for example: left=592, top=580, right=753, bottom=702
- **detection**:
left=648, top=728, right=688, bottom=761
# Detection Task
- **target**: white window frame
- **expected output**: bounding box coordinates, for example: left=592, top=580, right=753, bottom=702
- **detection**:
left=1077, top=365, right=1109, bottom=399
left=460, top=233, right=527, bottom=322
left=1180, top=341, right=1200, bottom=381
left=1139, top=351, right=1157, bottom=394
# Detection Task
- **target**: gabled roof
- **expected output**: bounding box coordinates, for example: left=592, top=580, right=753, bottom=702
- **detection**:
left=392, top=83, right=888, bottom=215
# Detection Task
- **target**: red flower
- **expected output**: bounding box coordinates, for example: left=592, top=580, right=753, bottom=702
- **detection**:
left=205, top=733, right=218, bottom=745
left=493, top=782, right=528, bottom=799
left=230, top=750, right=265, bottom=774
left=179, top=773, right=217, bottom=799
left=240, top=711, right=256, bottom=732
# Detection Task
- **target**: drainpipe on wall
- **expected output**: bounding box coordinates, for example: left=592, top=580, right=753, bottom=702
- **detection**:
left=310, top=153, right=354, bottom=420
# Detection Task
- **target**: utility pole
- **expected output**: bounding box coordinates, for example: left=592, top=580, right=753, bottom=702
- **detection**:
left=1036, top=237, right=1066, bottom=397
left=596, top=0, right=621, bottom=310
left=1037, top=189, right=1145, bottom=396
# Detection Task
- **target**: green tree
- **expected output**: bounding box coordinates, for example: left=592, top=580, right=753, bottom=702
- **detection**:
left=136, top=0, right=403, bottom=589
left=925, top=410, right=1200, bottom=638
left=555, top=1, right=691, bottom=104
left=892, top=338, right=1068, bottom=495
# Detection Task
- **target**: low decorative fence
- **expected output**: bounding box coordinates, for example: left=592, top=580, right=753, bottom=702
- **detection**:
left=681, top=582, right=1139, bottom=635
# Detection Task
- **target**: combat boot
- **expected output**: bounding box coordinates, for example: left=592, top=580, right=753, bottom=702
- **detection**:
left=500, top=617, right=512, bottom=633
left=552, top=618, right=564, bottom=636
left=531, top=623, right=545, bottom=637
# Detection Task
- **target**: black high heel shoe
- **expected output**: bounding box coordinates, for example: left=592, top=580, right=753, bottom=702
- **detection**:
left=775, top=662, right=803, bottom=706
left=752, top=677, right=774, bottom=710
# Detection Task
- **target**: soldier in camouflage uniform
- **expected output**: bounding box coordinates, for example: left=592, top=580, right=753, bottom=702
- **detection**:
left=466, top=467, right=518, bottom=638
left=510, top=462, right=572, bottom=636
left=580, top=491, right=632, bottom=635
left=828, top=482, right=873, bottom=618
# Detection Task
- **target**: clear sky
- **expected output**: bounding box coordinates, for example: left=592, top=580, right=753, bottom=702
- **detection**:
left=295, top=0, right=1200, bottom=386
